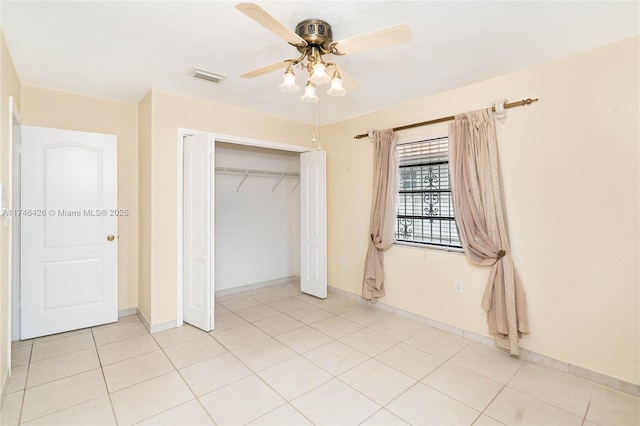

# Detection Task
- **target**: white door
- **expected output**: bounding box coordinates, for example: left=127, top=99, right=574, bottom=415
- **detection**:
left=21, top=126, right=118, bottom=339
left=300, top=149, right=327, bottom=298
left=183, top=133, right=215, bottom=331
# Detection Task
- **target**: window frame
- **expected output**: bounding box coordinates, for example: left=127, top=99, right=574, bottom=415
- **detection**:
left=393, top=130, right=463, bottom=252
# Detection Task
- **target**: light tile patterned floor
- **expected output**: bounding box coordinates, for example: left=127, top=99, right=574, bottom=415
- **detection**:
left=1, top=279, right=638, bottom=425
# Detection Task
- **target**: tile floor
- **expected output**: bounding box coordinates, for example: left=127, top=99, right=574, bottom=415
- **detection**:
left=1, top=280, right=638, bottom=425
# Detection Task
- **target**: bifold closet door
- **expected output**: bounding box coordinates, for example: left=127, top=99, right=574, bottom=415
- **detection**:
left=300, top=149, right=327, bottom=298
left=183, top=133, right=215, bottom=331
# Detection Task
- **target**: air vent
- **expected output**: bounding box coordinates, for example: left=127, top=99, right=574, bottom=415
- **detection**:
left=192, top=67, right=226, bottom=84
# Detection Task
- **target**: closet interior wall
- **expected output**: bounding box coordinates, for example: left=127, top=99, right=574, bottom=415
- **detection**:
left=214, top=142, right=300, bottom=291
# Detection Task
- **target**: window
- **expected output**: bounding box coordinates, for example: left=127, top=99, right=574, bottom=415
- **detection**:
left=395, top=136, right=462, bottom=249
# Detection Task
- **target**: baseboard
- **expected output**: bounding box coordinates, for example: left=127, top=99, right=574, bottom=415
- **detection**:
left=215, top=276, right=300, bottom=297
left=136, top=277, right=301, bottom=336
left=327, top=285, right=640, bottom=397
left=136, top=308, right=151, bottom=332
left=118, top=308, right=137, bottom=318
left=136, top=308, right=180, bottom=334
left=149, top=320, right=178, bottom=334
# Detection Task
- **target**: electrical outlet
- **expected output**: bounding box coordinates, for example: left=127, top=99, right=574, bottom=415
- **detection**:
left=340, top=257, right=346, bottom=268
left=455, top=281, right=463, bottom=294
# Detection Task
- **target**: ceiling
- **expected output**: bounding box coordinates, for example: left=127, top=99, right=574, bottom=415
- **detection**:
left=1, top=1, right=638, bottom=125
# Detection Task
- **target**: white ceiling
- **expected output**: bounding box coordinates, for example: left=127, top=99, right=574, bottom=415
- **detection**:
left=1, top=1, right=638, bottom=125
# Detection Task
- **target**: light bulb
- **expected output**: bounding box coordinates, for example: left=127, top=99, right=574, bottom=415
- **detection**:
left=327, top=72, right=346, bottom=96
left=300, top=81, right=319, bottom=103
left=278, top=64, right=300, bottom=93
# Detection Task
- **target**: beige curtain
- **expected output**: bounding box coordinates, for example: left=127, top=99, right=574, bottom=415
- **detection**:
left=362, top=129, right=398, bottom=302
left=449, top=108, right=529, bottom=355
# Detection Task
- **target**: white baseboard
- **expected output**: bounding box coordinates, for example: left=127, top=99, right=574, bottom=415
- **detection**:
left=136, top=308, right=151, bottom=332
left=215, top=276, right=300, bottom=297
left=136, top=308, right=182, bottom=334
left=118, top=308, right=137, bottom=318
left=150, top=320, right=179, bottom=334
left=327, top=285, right=640, bottom=397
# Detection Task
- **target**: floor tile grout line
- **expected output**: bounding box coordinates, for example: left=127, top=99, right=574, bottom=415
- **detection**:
left=581, top=399, right=592, bottom=426
left=14, top=341, right=33, bottom=426
left=249, top=401, right=315, bottom=426
left=494, top=385, right=590, bottom=423
left=337, top=370, right=413, bottom=409
left=16, top=327, right=105, bottom=425
left=472, top=359, right=523, bottom=424
left=420, top=378, right=492, bottom=416
left=26, top=346, right=100, bottom=379
left=501, top=361, right=594, bottom=420
left=373, top=344, right=447, bottom=383
left=358, top=407, right=391, bottom=425
left=18, top=393, right=112, bottom=425
left=378, top=380, right=427, bottom=425
left=16, top=340, right=34, bottom=400
left=132, top=397, right=211, bottom=426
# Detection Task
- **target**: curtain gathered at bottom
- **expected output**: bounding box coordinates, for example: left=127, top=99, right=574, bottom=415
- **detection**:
left=362, top=129, right=398, bottom=302
left=449, top=108, right=529, bottom=355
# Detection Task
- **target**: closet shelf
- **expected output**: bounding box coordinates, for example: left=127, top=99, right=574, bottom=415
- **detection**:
left=215, top=166, right=299, bottom=178
left=215, top=166, right=300, bottom=192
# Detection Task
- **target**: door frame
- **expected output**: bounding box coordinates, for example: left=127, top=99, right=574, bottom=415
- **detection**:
left=7, top=97, right=21, bottom=367
left=176, top=128, right=312, bottom=327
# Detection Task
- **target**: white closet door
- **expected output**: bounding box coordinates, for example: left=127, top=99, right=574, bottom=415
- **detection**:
left=183, top=133, right=215, bottom=331
left=300, top=149, right=327, bottom=298
left=21, top=125, right=118, bottom=339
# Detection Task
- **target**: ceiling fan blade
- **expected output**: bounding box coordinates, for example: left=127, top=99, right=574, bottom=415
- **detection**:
left=336, top=66, right=359, bottom=92
left=240, top=60, right=289, bottom=78
left=334, top=24, right=412, bottom=55
left=235, top=3, right=307, bottom=47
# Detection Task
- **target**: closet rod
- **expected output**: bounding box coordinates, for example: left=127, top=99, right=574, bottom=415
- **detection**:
left=353, top=98, right=539, bottom=140
left=215, top=166, right=299, bottom=177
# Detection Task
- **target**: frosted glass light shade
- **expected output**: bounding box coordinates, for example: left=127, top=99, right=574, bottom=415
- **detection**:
left=300, top=82, right=319, bottom=103
left=310, top=63, right=331, bottom=85
left=327, top=74, right=346, bottom=96
left=279, top=68, right=300, bottom=93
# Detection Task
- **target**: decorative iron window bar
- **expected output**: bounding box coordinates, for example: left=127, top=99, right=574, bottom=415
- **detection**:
left=395, top=137, right=462, bottom=249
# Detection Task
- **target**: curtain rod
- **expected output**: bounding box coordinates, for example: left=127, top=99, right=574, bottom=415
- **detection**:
left=353, top=98, right=539, bottom=140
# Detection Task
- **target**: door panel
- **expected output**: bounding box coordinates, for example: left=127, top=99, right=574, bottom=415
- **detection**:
left=183, top=133, right=215, bottom=331
left=21, top=126, right=117, bottom=339
left=300, top=150, right=327, bottom=298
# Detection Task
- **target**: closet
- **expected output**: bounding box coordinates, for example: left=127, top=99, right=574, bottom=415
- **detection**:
left=181, top=132, right=326, bottom=332
left=214, top=142, right=300, bottom=291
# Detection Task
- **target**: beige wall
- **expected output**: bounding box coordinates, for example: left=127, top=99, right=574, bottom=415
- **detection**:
left=137, top=92, right=152, bottom=324
left=0, top=31, right=21, bottom=396
left=322, top=36, right=639, bottom=385
left=142, top=90, right=313, bottom=326
left=20, top=85, right=139, bottom=312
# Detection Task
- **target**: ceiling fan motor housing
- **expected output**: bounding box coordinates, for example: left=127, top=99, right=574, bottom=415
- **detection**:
left=296, top=19, right=333, bottom=51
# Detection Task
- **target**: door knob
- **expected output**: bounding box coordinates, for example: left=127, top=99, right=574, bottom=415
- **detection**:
left=107, top=235, right=115, bottom=241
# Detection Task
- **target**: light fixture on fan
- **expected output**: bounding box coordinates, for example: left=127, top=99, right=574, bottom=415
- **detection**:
left=274, top=19, right=347, bottom=102
left=235, top=3, right=412, bottom=103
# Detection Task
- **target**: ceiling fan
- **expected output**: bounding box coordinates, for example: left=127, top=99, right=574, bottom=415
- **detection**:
left=235, top=2, right=412, bottom=102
